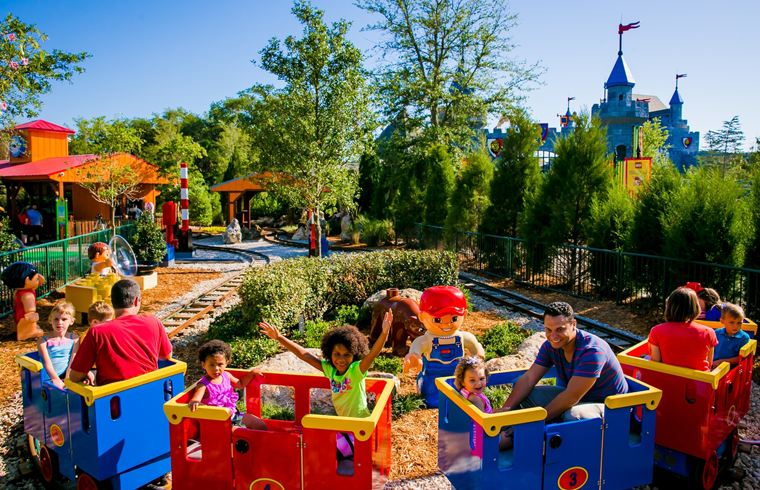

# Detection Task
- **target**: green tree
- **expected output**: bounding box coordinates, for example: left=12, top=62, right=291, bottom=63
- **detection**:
left=745, top=167, right=760, bottom=269
left=481, top=109, right=540, bottom=237
left=704, top=116, right=745, bottom=177
left=641, top=118, right=671, bottom=166
left=585, top=186, right=635, bottom=251
left=356, top=0, right=542, bottom=146
left=444, top=150, right=493, bottom=232
left=0, top=216, right=20, bottom=254
left=520, top=111, right=611, bottom=247
left=661, top=166, right=752, bottom=267
left=131, top=211, right=166, bottom=263
left=358, top=152, right=380, bottom=215
left=246, top=1, right=374, bottom=256
left=73, top=117, right=144, bottom=230
left=423, top=144, right=455, bottom=226
left=627, top=161, right=681, bottom=256
left=0, top=14, right=89, bottom=127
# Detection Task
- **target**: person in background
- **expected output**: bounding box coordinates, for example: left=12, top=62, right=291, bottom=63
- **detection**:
left=649, top=288, right=717, bottom=372
left=26, top=204, right=43, bottom=244
left=17, top=206, right=30, bottom=245
left=712, top=303, right=750, bottom=368
left=696, top=288, right=722, bottom=321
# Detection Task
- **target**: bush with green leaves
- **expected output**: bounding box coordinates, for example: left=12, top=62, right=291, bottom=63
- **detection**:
left=371, top=355, right=402, bottom=375
left=354, top=215, right=395, bottom=246
left=250, top=192, right=287, bottom=220
left=291, top=319, right=333, bottom=349
left=476, top=321, right=529, bottom=361
left=0, top=216, right=20, bottom=254
left=484, top=384, right=511, bottom=408
left=445, top=150, right=493, bottom=233
left=392, top=393, right=426, bottom=418
left=130, top=211, right=166, bottom=263
left=334, top=305, right=359, bottom=325
left=238, top=250, right=458, bottom=332
left=228, top=336, right=281, bottom=369
left=261, top=403, right=296, bottom=421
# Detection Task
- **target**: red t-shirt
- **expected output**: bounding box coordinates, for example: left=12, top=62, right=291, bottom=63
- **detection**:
left=648, top=321, right=718, bottom=371
left=71, top=315, right=172, bottom=385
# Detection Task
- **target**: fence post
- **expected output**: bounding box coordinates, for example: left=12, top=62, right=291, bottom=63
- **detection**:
left=62, top=239, right=68, bottom=286
left=506, top=238, right=512, bottom=279
left=45, top=246, right=51, bottom=291
left=616, top=251, right=623, bottom=305
left=78, top=236, right=83, bottom=277
left=478, top=234, right=482, bottom=271
left=661, top=259, right=667, bottom=313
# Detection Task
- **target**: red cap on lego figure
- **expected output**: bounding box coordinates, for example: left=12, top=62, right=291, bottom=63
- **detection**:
left=419, top=286, right=467, bottom=317
left=683, top=282, right=703, bottom=293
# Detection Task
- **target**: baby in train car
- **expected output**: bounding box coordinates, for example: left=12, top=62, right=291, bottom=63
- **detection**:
left=188, top=340, right=268, bottom=430
left=259, top=309, right=393, bottom=460
left=454, top=356, right=513, bottom=450
left=697, top=288, right=722, bottom=321
left=37, top=301, right=81, bottom=390
left=712, top=303, right=750, bottom=369
left=648, top=288, right=717, bottom=371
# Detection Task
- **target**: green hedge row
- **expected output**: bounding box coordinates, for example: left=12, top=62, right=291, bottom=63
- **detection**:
left=238, top=250, right=459, bottom=333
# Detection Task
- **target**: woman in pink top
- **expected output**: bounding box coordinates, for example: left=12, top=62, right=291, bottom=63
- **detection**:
left=648, top=288, right=718, bottom=371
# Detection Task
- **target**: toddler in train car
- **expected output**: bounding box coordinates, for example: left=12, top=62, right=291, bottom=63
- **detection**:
left=188, top=340, right=268, bottom=430
left=648, top=288, right=717, bottom=371
left=88, top=301, right=114, bottom=327
left=696, top=288, right=722, bottom=321
left=37, top=301, right=81, bottom=390
left=712, top=303, right=750, bottom=369
left=454, top=356, right=513, bottom=450
left=259, top=309, right=393, bottom=460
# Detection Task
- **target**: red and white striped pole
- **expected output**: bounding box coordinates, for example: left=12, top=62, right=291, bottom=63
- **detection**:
left=180, top=163, right=189, bottom=232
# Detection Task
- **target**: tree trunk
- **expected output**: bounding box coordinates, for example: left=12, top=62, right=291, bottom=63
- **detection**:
left=314, top=206, right=322, bottom=258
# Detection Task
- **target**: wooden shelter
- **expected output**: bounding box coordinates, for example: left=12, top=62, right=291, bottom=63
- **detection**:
left=209, top=173, right=269, bottom=228
left=0, top=120, right=169, bottom=237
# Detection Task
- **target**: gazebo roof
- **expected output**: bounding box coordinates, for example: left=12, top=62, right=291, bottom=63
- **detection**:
left=11, top=120, right=75, bottom=134
left=0, top=153, right=169, bottom=184
left=210, top=172, right=267, bottom=193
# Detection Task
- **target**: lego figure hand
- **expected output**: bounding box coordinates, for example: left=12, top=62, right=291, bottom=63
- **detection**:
left=189, top=400, right=200, bottom=412
left=259, top=321, right=280, bottom=341
left=403, top=352, right=422, bottom=373
left=24, top=311, right=39, bottom=323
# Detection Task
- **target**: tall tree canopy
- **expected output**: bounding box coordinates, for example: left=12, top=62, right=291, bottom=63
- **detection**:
left=0, top=14, right=89, bottom=127
left=356, top=0, right=542, bottom=146
left=246, top=0, right=375, bottom=255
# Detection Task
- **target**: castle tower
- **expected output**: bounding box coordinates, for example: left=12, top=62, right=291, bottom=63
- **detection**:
left=669, top=87, right=683, bottom=123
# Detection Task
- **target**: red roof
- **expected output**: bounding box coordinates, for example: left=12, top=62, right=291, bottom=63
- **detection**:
left=0, top=155, right=95, bottom=177
left=11, top=120, right=75, bottom=134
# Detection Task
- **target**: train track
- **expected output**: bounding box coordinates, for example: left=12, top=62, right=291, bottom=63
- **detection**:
left=460, top=275, right=644, bottom=352
left=160, top=244, right=269, bottom=338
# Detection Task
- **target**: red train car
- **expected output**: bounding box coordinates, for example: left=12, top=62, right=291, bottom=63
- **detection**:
left=163, top=370, right=393, bottom=490
left=618, top=335, right=756, bottom=489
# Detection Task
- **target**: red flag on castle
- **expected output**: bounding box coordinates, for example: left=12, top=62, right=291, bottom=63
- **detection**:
left=618, top=21, right=640, bottom=34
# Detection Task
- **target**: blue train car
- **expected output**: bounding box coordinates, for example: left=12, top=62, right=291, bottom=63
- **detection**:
left=16, top=352, right=186, bottom=490
left=436, top=367, right=662, bottom=490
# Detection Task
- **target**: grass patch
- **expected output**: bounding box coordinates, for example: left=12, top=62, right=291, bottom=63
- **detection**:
left=281, top=224, right=298, bottom=233
left=201, top=226, right=227, bottom=234
left=262, top=403, right=296, bottom=421
left=484, top=384, right=512, bottom=408
left=371, top=355, right=402, bottom=375
left=477, top=321, right=530, bottom=361
left=392, top=393, right=426, bottom=419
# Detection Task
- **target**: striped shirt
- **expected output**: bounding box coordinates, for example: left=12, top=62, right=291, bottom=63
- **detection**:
left=535, top=329, right=628, bottom=402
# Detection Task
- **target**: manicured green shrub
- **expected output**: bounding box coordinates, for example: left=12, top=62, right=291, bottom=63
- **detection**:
left=228, top=336, right=280, bottom=369
left=445, top=150, right=493, bottom=233
left=476, top=321, right=529, bottom=361
left=484, top=384, right=511, bottom=408
left=261, top=403, right=296, bottom=421
left=291, top=319, right=333, bottom=349
left=371, top=355, right=402, bottom=375
left=238, top=250, right=458, bottom=333
left=334, top=304, right=360, bottom=325
left=391, top=393, right=426, bottom=418
left=355, top=215, right=395, bottom=246
left=207, top=305, right=254, bottom=341
left=131, top=211, right=167, bottom=263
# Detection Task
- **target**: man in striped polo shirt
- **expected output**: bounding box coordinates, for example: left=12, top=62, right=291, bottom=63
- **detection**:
left=498, top=302, right=628, bottom=422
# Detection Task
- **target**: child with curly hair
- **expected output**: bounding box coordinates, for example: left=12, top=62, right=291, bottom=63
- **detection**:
left=454, top=356, right=513, bottom=450
left=259, top=309, right=392, bottom=418
left=188, top=340, right=267, bottom=430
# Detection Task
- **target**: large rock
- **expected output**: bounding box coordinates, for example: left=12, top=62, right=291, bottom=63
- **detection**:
left=340, top=214, right=353, bottom=242
left=255, top=350, right=394, bottom=415
left=241, top=224, right=262, bottom=240
left=253, top=216, right=274, bottom=227
left=223, top=219, right=242, bottom=244
left=291, top=225, right=309, bottom=241
left=485, top=332, right=546, bottom=373
left=362, top=288, right=423, bottom=312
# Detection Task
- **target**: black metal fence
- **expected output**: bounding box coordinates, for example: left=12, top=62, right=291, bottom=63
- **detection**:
left=401, top=222, right=760, bottom=320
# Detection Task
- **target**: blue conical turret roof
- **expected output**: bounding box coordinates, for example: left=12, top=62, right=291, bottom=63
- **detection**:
left=669, top=88, right=683, bottom=105
left=606, top=55, right=635, bottom=88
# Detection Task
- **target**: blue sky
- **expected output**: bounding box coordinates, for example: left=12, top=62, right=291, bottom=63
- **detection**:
left=5, top=0, right=760, bottom=149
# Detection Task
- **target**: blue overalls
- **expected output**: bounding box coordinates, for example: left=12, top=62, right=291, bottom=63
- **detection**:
left=418, top=335, right=464, bottom=408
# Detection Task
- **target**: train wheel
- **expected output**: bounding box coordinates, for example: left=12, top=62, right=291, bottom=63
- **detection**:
left=692, top=452, right=720, bottom=490
left=27, top=434, right=60, bottom=486
left=77, top=472, right=112, bottom=490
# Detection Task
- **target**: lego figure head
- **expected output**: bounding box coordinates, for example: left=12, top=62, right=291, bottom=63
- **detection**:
left=418, top=286, right=467, bottom=336
left=88, top=242, right=111, bottom=263
left=1, top=261, right=45, bottom=291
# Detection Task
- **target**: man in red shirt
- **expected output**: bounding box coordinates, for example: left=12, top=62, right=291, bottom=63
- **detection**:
left=70, top=279, right=172, bottom=385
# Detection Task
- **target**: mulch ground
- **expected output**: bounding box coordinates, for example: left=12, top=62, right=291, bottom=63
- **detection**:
left=0, top=269, right=221, bottom=412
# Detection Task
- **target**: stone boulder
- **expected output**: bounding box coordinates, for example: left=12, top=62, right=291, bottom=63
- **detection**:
left=241, top=224, right=262, bottom=240
left=223, top=219, right=242, bottom=244
left=255, top=350, right=394, bottom=414
left=484, top=332, right=546, bottom=373
left=253, top=216, right=274, bottom=227
left=340, top=214, right=353, bottom=242
left=362, top=288, right=423, bottom=312
left=291, top=225, right=309, bottom=241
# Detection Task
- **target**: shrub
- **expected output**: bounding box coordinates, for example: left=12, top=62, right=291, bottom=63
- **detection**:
left=206, top=306, right=252, bottom=341
left=238, top=250, right=458, bottom=332
left=484, top=384, right=511, bottom=409
left=445, top=150, right=493, bottom=233
left=131, top=211, right=167, bottom=263
left=261, top=403, right=296, bottom=421
left=355, top=215, right=395, bottom=246
left=334, top=304, right=360, bottom=325
left=371, top=355, right=402, bottom=375
left=392, top=393, right=426, bottom=418
left=228, top=336, right=281, bottom=369
left=291, top=319, right=333, bottom=349
left=476, top=321, right=529, bottom=361
left=250, top=192, right=286, bottom=220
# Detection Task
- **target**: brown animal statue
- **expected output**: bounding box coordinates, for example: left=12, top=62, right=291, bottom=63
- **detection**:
left=369, top=288, right=426, bottom=357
